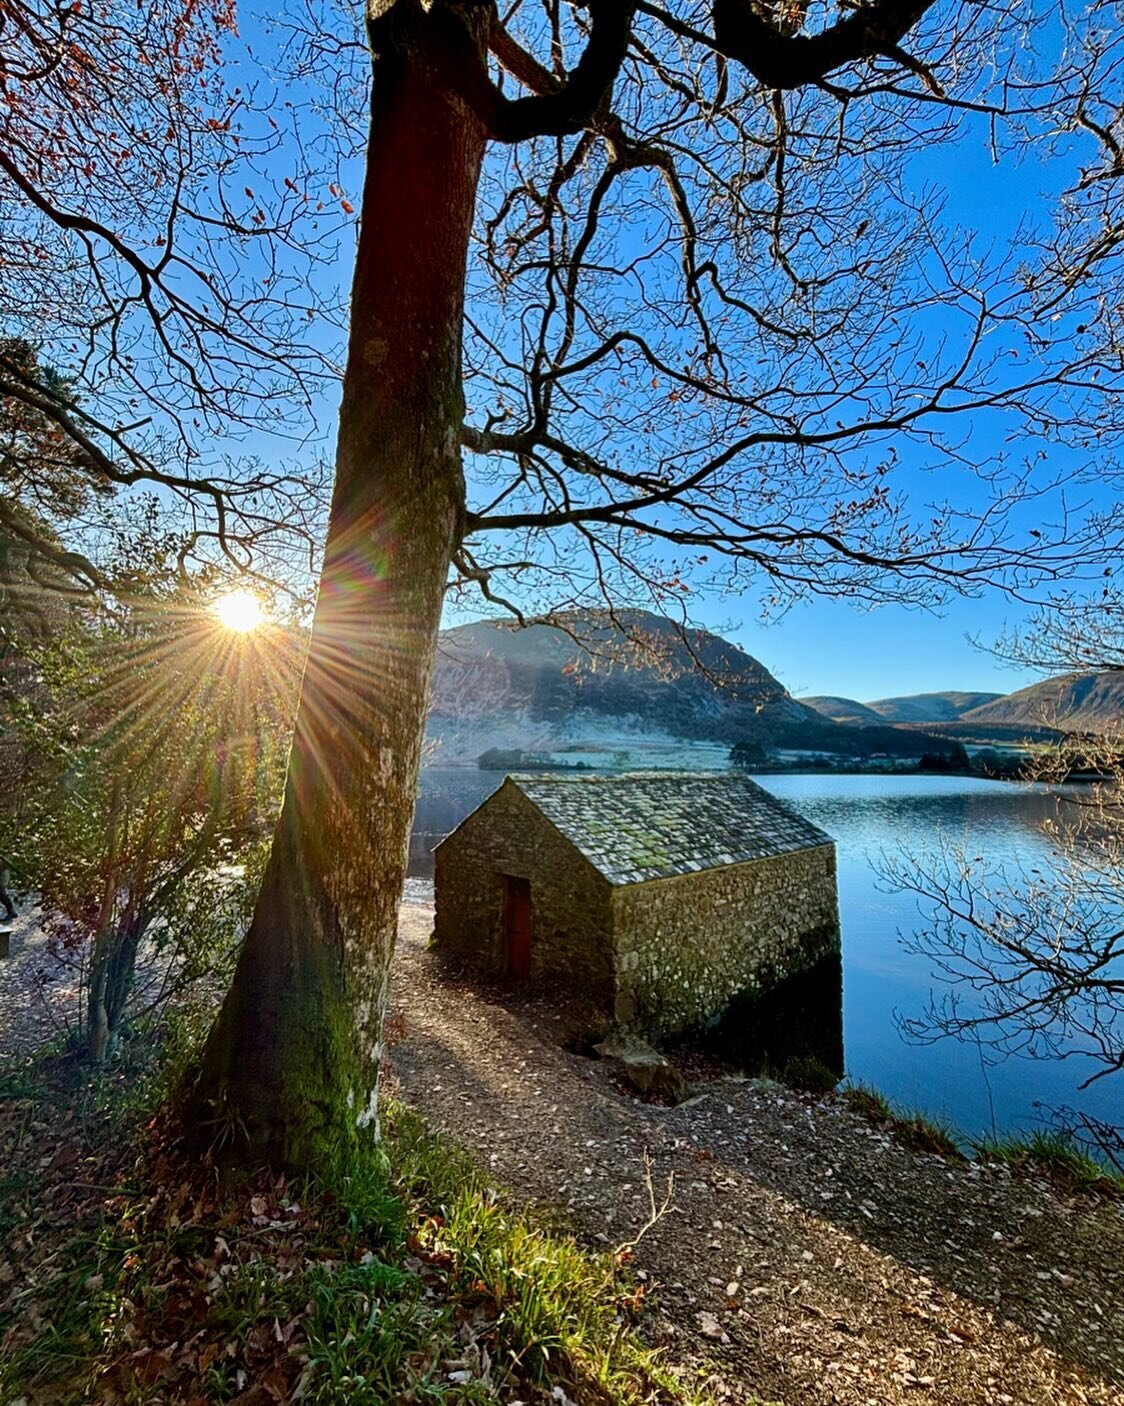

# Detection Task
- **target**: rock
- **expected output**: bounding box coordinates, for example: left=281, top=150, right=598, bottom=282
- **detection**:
left=593, top=1036, right=689, bottom=1103
left=697, top=1310, right=727, bottom=1341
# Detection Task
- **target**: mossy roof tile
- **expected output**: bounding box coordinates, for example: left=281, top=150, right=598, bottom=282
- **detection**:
left=509, top=772, right=833, bottom=886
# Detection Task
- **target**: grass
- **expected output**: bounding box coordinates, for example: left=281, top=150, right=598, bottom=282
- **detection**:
left=0, top=1031, right=715, bottom=1406
left=840, top=1083, right=892, bottom=1123
left=973, top=1130, right=1124, bottom=1197
left=383, top=1102, right=711, bottom=1403
left=842, top=1081, right=1124, bottom=1188
left=892, top=1112, right=963, bottom=1160
left=841, top=1082, right=964, bottom=1160
left=777, top=1055, right=840, bottom=1095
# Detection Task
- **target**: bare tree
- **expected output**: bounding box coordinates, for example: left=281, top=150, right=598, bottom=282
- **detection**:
left=882, top=596, right=1124, bottom=1170
left=1, top=0, right=338, bottom=591
left=159, top=0, right=1124, bottom=1167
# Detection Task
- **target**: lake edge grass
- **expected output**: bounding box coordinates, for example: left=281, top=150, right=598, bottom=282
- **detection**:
left=838, top=1079, right=1124, bottom=1195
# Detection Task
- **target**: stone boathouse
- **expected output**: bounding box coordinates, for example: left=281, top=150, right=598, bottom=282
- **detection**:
left=432, top=772, right=840, bottom=1038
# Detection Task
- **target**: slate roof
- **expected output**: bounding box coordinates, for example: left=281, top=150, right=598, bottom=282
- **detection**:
left=506, top=772, right=833, bottom=886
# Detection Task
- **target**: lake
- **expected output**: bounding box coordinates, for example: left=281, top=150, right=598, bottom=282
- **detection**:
left=411, top=768, right=1120, bottom=1142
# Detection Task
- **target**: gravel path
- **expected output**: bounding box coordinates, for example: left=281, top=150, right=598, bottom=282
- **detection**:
left=388, top=904, right=1124, bottom=1406
left=3, top=898, right=1121, bottom=1403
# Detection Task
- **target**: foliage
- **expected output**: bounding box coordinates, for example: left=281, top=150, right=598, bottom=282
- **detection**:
left=477, top=746, right=592, bottom=771
left=891, top=1113, right=964, bottom=1162
left=968, top=748, right=1031, bottom=780
left=0, top=1035, right=712, bottom=1406
left=729, top=739, right=767, bottom=770
left=841, top=1083, right=963, bottom=1160
left=384, top=1103, right=713, bottom=1405
left=3, top=571, right=300, bottom=1060
left=843, top=1078, right=1124, bottom=1186
left=16, top=0, right=1124, bottom=1168
left=841, top=1083, right=894, bottom=1124
left=917, top=748, right=968, bottom=774
left=0, top=339, right=114, bottom=599
left=778, top=1055, right=839, bottom=1095
left=973, top=1130, right=1124, bottom=1198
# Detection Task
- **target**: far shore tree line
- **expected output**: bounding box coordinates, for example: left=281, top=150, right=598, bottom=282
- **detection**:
left=1, top=0, right=1122, bottom=1168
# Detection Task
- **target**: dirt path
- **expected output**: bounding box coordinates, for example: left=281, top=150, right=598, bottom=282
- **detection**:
left=388, top=903, right=1124, bottom=1406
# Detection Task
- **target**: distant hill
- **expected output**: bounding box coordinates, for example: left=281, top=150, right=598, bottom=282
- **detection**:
left=801, top=696, right=885, bottom=725
left=426, top=612, right=965, bottom=765
left=865, top=691, right=1003, bottom=724
left=802, top=690, right=1001, bottom=726
left=960, top=672, right=1124, bottom=733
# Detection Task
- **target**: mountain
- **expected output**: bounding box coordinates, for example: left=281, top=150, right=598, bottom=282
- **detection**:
left=801, top=691, right=1001, bottom=726
left=959, top=672, right=1124, bottom=733
left=864, top=691, right=1003, bottom=724
left=426, top=612, right=965, bottom=765
left=801, top=696, right=885, bottom=725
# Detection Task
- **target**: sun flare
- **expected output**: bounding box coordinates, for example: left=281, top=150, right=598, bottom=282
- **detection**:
left=214, top=589, right=266, bottom=634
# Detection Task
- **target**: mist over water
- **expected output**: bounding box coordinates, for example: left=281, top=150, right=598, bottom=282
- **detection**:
left=413, top=768, right=1120, bottom=1141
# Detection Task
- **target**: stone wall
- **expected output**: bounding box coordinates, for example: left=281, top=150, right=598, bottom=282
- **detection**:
left=610, top=843, right=840, bottom=1038
left=433, top=780, right=615, bottom=999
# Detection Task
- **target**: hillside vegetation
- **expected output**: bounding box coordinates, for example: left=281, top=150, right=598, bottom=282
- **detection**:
left=803, top=691, right=1002, bottom=726
left=428, top=613, right=966, bottom=765
left=960, top=672, right=1124, bottom=733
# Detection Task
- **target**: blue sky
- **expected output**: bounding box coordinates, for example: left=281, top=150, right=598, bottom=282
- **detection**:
left=442, top=11, right=1116, bottom=702
left=738, top=96, right=1111, bottom=700
left=218, top=5, right=1117, bottom=705
left=701, top=593, right=1036, bottom=702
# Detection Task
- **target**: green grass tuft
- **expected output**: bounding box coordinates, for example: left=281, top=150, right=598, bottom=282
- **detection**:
left=841, top=1082, right=892, bottom=1122
left=841, top=1083, right=963, bottom=1159
left=893, top=1112, right=964, bottom=1160
left=973, top=1130, right=1124, bottom=1196
left=382, top=1101, right=712, bottom=1405
left=0, top=1035, right=717, bottom=1406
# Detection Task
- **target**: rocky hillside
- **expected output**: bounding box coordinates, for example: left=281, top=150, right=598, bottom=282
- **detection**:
left=426, top=612, right=963, bottom=765
left=959, top=672, right=1124, bottom=733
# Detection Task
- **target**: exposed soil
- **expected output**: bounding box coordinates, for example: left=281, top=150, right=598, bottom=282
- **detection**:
left=388, top=903, right=1124, bottom=1406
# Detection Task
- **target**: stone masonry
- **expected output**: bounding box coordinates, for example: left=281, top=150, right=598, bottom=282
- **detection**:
left=611, top=843, right=839, bottom=1034
left=432, top=772, right=840, bottom=1039
left=433, top=782, right=616, bottom=1001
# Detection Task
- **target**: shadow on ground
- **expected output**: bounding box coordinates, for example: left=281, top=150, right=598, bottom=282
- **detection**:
left=389, top=906, right=1124, bottom=1406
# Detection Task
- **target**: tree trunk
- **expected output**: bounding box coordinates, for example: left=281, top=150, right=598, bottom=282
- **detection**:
left=188, top=1, right=489, bottom=1169
left=89, top=905, right=143, bottom=1063
left=87, top=934, right=111, bottom=1063
left=87, top=819, right=121, bottom=1064
left=104, top=910, right=144, bottom=1052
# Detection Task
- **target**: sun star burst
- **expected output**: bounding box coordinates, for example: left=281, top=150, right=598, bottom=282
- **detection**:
left=214, top=589, right=265, bottom=634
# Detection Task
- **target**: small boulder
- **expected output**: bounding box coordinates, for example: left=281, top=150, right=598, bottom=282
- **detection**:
left=593, top=1036, right=689, bottom=1103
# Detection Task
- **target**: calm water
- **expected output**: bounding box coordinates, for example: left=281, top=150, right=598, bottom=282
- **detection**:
left=413, top=769, right=1121, bottom=1140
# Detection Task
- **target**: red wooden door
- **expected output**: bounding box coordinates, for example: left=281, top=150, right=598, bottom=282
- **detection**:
left=504, top=876, right=532, bottom=982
